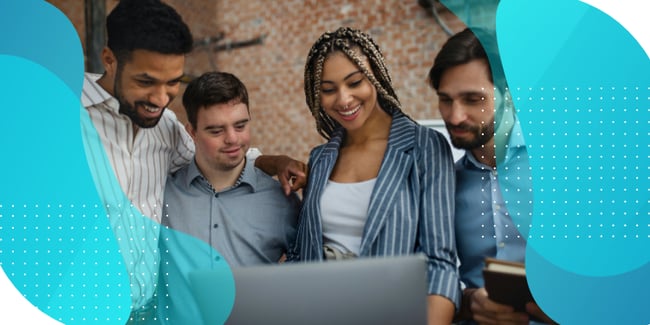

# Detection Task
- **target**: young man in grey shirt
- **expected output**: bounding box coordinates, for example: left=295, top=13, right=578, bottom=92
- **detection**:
left=158, top=72, right=300, bottom=323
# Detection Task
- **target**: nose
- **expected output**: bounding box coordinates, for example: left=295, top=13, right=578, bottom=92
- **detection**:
left=149, top=85, right=170, bottom=108
left=336, top=88, right=353, bottom=109
left=445, top=101, right=467, bottom=125
left=224, top=128, right=237, bottom=144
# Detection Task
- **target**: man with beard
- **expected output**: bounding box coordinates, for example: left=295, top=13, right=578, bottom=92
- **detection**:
left=428, top=28, right=556, bottom=324
left=80, top=0, right=305, bottom=323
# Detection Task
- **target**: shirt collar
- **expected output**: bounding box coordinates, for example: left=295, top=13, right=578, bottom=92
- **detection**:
left=184, top=157, right=258, bottom=192
left=82, top=73, right=119, bottom=111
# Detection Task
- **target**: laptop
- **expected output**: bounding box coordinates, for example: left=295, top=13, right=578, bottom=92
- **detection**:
left=188, top=254, right=428, bottom=325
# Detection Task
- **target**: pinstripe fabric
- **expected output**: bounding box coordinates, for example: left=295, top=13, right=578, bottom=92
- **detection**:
left=81, top=73, right=194, bottom=310
left=288, top=112, right=461, bottom=308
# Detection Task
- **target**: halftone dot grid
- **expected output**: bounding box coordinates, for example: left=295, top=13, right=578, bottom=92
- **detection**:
left=0, top=54, right=132, bottom=322
left=498, top=0, right=649, bottom=324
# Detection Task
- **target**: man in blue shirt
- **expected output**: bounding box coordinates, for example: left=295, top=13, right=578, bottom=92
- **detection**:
left=428, top=28, right=555, bottom=324
left=158, top=72, right=300, bottom=323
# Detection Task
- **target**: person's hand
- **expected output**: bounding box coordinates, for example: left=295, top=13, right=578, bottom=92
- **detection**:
left=274, top=155, right=307, bottom=195
left=525, top=302, right=558, bottom=324
left=255, top=155, right=307, bottom=195
left=470, top=288, right=529, bottom=325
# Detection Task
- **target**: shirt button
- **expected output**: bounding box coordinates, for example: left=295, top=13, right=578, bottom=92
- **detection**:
left=215, top=256, right=221, bottom=261
left=213, top=223, right=219, bottom=228
left=498, top=242, right=505, bottom=248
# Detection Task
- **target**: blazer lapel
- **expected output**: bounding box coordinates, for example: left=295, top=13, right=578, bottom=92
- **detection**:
left=359, top=114, right=416, bottom=255
left=305, top=133, right=342, bottom=258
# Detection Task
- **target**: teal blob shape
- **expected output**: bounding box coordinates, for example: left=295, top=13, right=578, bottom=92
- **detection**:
left=0, top=55, right=131, bottom=322
left=527, top=246, right=650, bottom=324
left=497, top=0, right=649, bottom=276
left=497, top=0, right=649, bottom=323
left=440, top=0, right=500, bottom=30
left=158, top=226, right=235, bottom=324
left=0, top=0, right=83, bottom=96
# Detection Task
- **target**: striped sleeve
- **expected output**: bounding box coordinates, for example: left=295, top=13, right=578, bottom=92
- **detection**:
left=417, top=126, right=461, bottom=309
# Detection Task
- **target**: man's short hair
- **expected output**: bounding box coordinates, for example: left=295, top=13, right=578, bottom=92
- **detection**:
left=183, top=72, right=250, bottom=128
left=106, top=0, right=193, bottom=62
left=428, top=27, right=507, bottom=92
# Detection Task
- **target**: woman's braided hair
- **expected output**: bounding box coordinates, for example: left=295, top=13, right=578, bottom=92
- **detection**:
left=304, top=27, right=404, bottom=139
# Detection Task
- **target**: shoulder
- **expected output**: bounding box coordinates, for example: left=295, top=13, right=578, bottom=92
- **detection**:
left=247, top=160, right=284, bottom=191
left=307, top=133, right=342, bottom=164
left=82, top=73, right=111, bottom=109
left=166, top=163, right=191, bottom=189
left=250, top=165, right=301, bottom=203
left=308, top=142, right=329, bottom=161
left=154, top=109, right=191, bottom=144
left=158, top=109, right=185, bottom=129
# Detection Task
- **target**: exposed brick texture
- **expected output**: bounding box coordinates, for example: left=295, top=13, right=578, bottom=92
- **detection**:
left=47, top=0, right=466, bottom=162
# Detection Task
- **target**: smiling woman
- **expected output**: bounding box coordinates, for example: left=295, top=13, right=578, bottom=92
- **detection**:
left=288, top=27, right=461, bottom=325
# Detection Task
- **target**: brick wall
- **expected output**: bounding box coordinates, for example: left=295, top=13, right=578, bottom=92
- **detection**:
left=47, top=0, right=466, bottom=162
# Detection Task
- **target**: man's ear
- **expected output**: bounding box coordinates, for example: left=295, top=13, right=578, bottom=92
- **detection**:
left=101, top=47, right=118, bottom=76
left=185, top=122, right=196, bottom=139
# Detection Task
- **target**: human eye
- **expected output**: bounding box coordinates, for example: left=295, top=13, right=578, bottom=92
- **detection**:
left=136, top=79, right=154, bottom=87
left=348, top=79, right=363, bottom=88
left=234, top=121, right=248, bottom=131
left=320, top=87, right=335, bottom=94
left=208, top=128, right=223, bottom=136
left=463, top=94, right=485, bottom=105
left=438, top=95, right=452, bottom=105
left=167, top=79, right=181, bottom=87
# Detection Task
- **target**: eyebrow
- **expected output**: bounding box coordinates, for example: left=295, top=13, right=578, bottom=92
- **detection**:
left=133, top=73, right=185, bottom=83
left=202, top=118, right=250, bottom=131
left=437, top=90, right=488, bottom=98
left=321, top=70, right=363, bottom=84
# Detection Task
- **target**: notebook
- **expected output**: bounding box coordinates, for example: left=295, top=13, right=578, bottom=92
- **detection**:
left=188, top=254, right=429, bottom=325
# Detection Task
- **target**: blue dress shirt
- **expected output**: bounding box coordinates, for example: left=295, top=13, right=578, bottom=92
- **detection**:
left=455, top=120, right=529, bottom=289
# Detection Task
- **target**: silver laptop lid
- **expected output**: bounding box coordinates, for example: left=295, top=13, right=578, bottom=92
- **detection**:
left=189, top=254, right=428, bottom=325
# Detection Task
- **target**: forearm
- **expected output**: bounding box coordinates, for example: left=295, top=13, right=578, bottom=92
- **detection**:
left=427, top=294, right=455, bottom=325
left=253, top=154, right=277, bottom=176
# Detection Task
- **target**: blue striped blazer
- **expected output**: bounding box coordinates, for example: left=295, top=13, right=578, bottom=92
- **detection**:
left=288, top=112, right=461, bottom=307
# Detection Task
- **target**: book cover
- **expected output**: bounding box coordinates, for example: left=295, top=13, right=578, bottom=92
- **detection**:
left=482, top=258, right=535, bottom=313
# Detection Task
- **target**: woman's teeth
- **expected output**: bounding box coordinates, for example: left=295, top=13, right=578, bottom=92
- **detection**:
left=341, top=105, right=360, bottom=116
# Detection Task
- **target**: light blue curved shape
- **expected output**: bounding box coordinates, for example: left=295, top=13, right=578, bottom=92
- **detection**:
left=158, top=226, right=236, bottom=324
left=497, top=0, right=649, bottom=323
left=497, top=0, right=648, bottom=276
left=0, top=0, right=83, bottom=96
left=0, top=1, right=238, bottom=323
left=0, top=55, right=131, bottom=323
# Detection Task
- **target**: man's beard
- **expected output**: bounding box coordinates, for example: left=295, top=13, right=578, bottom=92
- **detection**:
left=447, top=118, right=495, bottom=150
left=114, top=71, right=166, bottom=129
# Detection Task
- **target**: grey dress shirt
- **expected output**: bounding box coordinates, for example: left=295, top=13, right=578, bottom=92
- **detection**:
left=158, top=158, right=300, bottom=323
left=161, top=158, right=300, bottom=266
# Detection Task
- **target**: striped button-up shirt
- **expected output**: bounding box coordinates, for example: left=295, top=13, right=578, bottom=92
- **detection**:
left=288, top=112, right=461, bottom=308
left=81, top=73, right=194, bottom=310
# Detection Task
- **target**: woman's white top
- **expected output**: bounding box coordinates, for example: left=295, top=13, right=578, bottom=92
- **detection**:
left=320, top=178, right=377, bottom=256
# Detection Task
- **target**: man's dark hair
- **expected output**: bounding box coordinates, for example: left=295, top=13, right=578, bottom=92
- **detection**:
left=106, top=0, right=193, bottom=62
left=183, top=72, right=250, bottom=128
left=428, top=27, right=507, bottom=92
